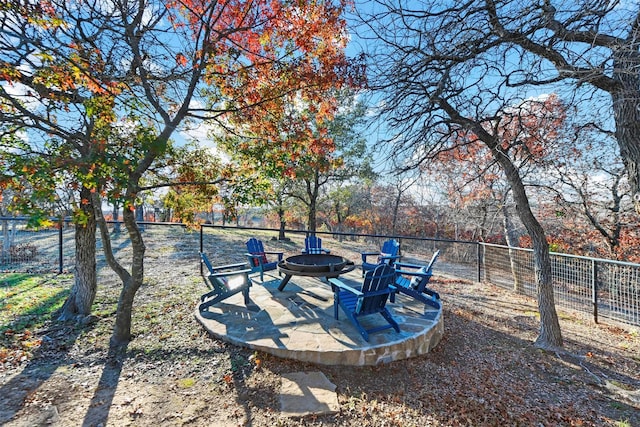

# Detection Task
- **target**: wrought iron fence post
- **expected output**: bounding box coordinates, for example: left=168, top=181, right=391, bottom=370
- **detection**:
left=199, top=225, right=204, bottom=276
left=58, top=220, right=63, bottom=274
left=592, top=259, right=598, bottom=324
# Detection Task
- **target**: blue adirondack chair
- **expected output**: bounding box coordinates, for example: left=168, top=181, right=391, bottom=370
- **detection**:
left=199, top=253, right=252, bottom=311
left=329, top=264, right=400, bottom=342
left=361, top=239, right=401, bottom=276
left=392, top=250, right=441, bottom=309
left=245, top=237, right=283, bottom=281
left=302, top=235, right=330, bottom=254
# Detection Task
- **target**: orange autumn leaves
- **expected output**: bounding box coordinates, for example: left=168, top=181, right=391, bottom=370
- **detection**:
left=435, top=94, right=568, bottom=204
left=194, top=1, right=357, bottom=178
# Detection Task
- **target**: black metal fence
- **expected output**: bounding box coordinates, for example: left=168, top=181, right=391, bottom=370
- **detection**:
left=1, top=218, right=638, bottom=328
left=482, top=243, right=640, bottom=327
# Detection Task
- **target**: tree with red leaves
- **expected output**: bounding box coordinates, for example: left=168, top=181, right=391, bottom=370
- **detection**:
left=0, top=0, right=353, bottom=347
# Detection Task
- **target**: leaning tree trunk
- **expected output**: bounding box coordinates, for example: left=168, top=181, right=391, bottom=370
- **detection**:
left=450, top=101, right=564, bottom=348
left=111, top=206, right=145, bottom=347
left=497, top=152, right=563, bottom=349
left=58, top=186, right=97, bottom=321
left=92, top=193, right=145, bottom=348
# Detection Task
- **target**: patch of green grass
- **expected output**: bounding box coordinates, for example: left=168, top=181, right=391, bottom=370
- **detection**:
left=0, top=273, right=34, bottom=289
left=177, top=377, right=196, bottom=388
left=0, top=273, right=71, bottom=328
left=0, top=273, right=72, bottom=360
left=230, top=354, right=250, bottom=372
left=557, top=310, right=576, bottom=321
left=609, top=401, right=626, bottom=410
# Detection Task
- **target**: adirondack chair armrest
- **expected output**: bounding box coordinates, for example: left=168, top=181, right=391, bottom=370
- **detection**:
left=362, top=285, right=397, bottom=298
left=361, top=251, right=380, bottom=262
left=328, top=278, right=363, bottom=297
left=395, top=268, right=431, bottom=278
left=378, top=254, right=401, bottom=262
left=263, top=250, right=284, bottom=259
left=209, top=262, right=251, bottom=273
left=209, top=268, right=252, bottom=278
left=245, top=252, right=267, bottom=260
left=394, top=262, right=425, bottom=271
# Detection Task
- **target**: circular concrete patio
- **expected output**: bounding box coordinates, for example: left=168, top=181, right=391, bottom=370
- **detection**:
left=194, top=269, right=444, bottom=366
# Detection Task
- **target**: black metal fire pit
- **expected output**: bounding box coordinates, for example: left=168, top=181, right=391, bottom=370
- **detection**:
left=282, top=254, right=349, bottom=273
left=277, top=254, right=355, bottom=291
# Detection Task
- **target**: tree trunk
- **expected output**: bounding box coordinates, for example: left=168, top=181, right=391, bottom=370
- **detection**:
left=443, top=99, right=564, bottom=349
left=58, top=187, right=97, bottom=321
left=91, top=193, right=143, bottom=348
left=502, top=203, right=523, bottom=293
left=306, top=174, right=320, bottom=234
left=277, top=207, right=286, bottom=240
left=611, top=52, right=640, bottom=213
left=110, top=206, right=145, bottom=347
left=112, top=201, right=121, bottom=233
left=308, top=201, right=317, bottom=234
left=612, top=97, right=640, bottom=211
left=499, top=155, right=563, bottom=349
left=391, top=189, right=401, bottom=235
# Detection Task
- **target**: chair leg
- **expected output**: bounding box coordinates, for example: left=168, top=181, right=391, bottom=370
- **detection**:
left=199, top=293, right=227, bottom=311
left=201, top=288, right=223, bottom=302
left=200, top=286, right=250, bottom=311
left=347, top=315, right=369, bottom=342
left=381, top=309, right=400, bottom=333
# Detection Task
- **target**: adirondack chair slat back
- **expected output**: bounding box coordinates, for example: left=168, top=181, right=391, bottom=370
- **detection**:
left=246, top=238, right=268, bottom=266
left=409, top=250, right=440, bottom=290
left=360, top=264, right=396, bottom=313
left=426, top=250, right=440, bottom=271
left=247, top=237, right=265, bottom=254
left=380, top=239, right=400, bottom=257
left=304, top=235, right=324, bottom=254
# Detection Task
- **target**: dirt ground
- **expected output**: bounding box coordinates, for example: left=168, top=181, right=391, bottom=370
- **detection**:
left=1, top=227, right=639, bottom=426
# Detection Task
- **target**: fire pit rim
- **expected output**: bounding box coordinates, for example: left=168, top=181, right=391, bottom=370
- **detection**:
left=282, top=254, right=350, bottom=273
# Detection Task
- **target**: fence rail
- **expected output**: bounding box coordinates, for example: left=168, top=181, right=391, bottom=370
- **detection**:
left=1, top=218, right=638, bottom=328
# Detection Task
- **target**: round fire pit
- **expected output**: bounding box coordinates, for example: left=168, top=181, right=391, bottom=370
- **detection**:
left=276, top=254, right=355, bottom=291
left=283, top=254, right=349, bottom=273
